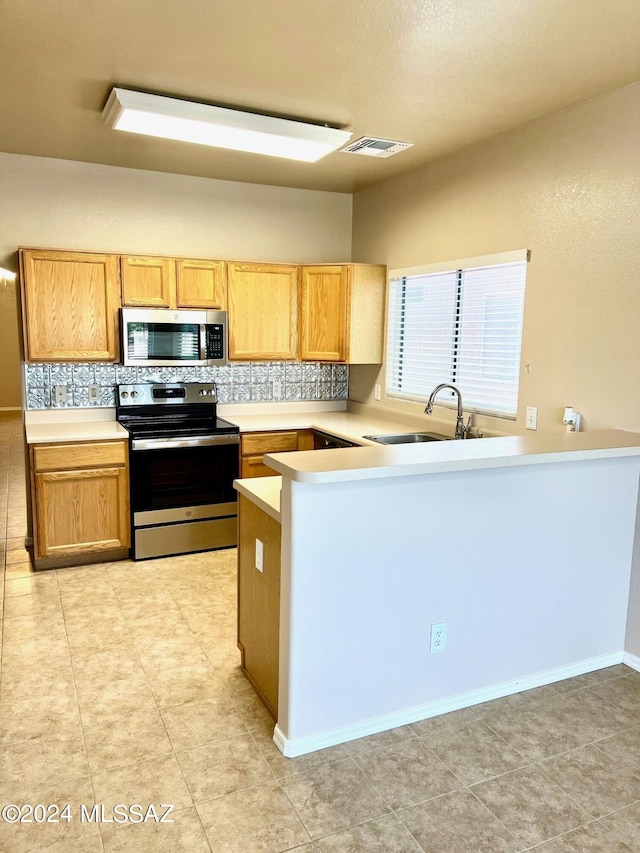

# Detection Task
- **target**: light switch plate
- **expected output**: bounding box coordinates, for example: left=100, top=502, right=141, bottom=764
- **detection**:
left=525, top=406, right=538, bottom=430
left=255, top=538, right=264, bottom=572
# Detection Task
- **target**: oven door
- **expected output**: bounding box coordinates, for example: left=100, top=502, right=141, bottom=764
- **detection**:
left=130, top=435, right=239, bottom=514
left=129, top=435, right=239, bottom=559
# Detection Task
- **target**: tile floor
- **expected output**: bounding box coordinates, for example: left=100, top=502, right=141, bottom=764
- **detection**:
left=1, top=411, right=640, bottom=852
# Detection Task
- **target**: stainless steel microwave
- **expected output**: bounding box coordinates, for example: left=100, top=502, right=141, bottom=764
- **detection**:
left=121, top=308, right=228, bottom=367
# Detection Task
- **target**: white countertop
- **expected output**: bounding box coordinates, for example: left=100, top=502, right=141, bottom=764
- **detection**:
left=264, top=429, right=640, bottom=484
left=23, top=407, right=640, bottom=489
left=25, top=420, right=129, bottom=444
left=223, top=409, right=452, bottom=445
left=234, top=476, right=282, bottom=522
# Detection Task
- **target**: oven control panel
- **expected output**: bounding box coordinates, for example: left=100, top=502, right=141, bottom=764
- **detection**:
left=117, top=383, right=218, bottom=406
left=153, top=387, right=185, bottom=399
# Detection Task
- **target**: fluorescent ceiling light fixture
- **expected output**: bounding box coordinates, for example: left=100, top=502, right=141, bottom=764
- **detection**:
left=103, top=88, right=352, bottom=163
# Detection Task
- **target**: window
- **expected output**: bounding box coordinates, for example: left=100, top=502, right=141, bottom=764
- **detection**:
left=386, top=251, right=528, bottom=418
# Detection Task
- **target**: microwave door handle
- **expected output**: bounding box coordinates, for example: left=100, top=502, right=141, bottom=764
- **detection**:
left=199, top=325, right=207, bottom=361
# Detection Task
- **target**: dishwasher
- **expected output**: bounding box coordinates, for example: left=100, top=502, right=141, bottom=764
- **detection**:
left=312, top=430, right=355, bottom=450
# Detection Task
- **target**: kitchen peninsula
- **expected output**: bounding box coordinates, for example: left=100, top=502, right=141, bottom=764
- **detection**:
left=235, top=429, right=640, bottom=758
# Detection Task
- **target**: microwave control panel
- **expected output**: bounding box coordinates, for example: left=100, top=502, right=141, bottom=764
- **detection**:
left=206, top=325, right=225, bottom=359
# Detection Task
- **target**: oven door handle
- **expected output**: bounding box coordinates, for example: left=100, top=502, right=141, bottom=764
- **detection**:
left=131, top=435, right=239, bottom=451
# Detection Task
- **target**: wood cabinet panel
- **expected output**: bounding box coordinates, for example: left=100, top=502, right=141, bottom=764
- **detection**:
left=228, top=262, right=298, bottom=360
left=31, top=440, right=130, bottom=561
left=33, top=441, right=127, bottom=472
left=348, top=264, right=387, bottom=363
left=296, top=429, right=315, bottom=451
left=176, top=259, right=226, bottom=309
left=237, top=494, right=281, bottom=718
left=241, top=431, right=299, bottom=456
left=20, top=249, right=120, bottom=362
left=121, top=256, right=176, bottom=307
left=34, top=465, right=130, bottom=559
left=299, top=263, right=386, bottom=364
left=241, top=456, right=280, bottom=479
left=240, top=429, right=313, bottom=479
left=300, top=265, right=349, bottom=361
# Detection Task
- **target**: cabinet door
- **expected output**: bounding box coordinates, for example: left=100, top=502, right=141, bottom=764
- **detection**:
left=300, top=265, right=349, bottom=361
left=176, top=259, right=226, bottom=309
left=228, top=263, right=298, bottom=360
left=20, top=249, right=121, bottom=362
left=237, top=495, right=281, bottom=718
left=121, top=256, right=176, bottom=307
left=241, top=455, right=278, bottom=478
left=34, top=466, right=130, bottom=559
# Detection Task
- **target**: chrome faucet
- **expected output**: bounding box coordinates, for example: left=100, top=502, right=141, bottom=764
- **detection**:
left=424, top=383, right=470, bottom=439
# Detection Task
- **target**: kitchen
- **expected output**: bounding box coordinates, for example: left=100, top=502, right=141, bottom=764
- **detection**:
left=2, top=2, right=640, bottom=851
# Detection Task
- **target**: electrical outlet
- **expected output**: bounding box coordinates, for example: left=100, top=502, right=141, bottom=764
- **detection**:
left=88, top=384, right=99, bottom=401
left=430, top=622, right=447, bottom=654
left=272, top=379, right=282, bottom=399
left=525, top=406, right=538, bottom=430
left=255, top=538, right=264, bottom=572
left=54, top=385, right=67, bottom=405
left=374, top=384, right=381, bottom=401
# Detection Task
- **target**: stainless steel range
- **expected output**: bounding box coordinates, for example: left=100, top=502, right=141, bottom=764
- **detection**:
left=116, top=382, right=239, bottom=560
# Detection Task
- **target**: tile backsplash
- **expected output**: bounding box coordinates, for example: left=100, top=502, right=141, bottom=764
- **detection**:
left=25, top=362, right=349, bottom=409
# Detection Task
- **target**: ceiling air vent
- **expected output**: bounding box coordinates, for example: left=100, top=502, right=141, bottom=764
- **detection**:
left=339, top=137, right=414, bottom=158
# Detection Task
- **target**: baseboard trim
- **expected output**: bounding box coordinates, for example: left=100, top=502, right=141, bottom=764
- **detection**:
left=623, top=651, right=640, bottom=673
left=274, top=651, right=624, bottom=757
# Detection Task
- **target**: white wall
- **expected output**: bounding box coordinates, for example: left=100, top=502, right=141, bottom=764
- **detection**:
left=0, top=153, right=352, bottom=407
left=0, top=270, right=21, bottom=409
left=350, top=82, right=640, bottom=436
left=0, top=153, right=352, bottom=268
left=276, top=456, right=640, bottom=755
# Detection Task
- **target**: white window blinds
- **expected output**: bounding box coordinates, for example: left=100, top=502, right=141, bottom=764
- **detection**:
left=386, top=254, right=527, bottom=418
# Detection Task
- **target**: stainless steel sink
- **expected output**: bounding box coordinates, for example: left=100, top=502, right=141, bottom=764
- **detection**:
left=363, top=432, right=451, bottom=445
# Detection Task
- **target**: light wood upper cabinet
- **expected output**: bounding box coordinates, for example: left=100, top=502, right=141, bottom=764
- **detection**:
left=31, top=440, right=130, bottom=561
left=300, top=263, right=386, bottom=363
left=227, top=262, right=298, bottom=360
left=299, top=265, right=349, bottom=361
left=122, top=256, right=226, bottom=309
left=20, top=249, right=121, bottom=362
left=121, top=256, right=176, bottom=307
left=176, top=259, right=226, bottom=309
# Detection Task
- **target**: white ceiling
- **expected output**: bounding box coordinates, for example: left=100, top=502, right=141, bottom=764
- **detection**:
left=2, top=0, right=639, bottom=193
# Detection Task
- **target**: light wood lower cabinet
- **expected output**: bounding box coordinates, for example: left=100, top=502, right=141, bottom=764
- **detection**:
left=31, top=440, right=130, bottom=562
left=240, top=429, right=313, bottom=478
left=237, top=494, right=281, bottom=719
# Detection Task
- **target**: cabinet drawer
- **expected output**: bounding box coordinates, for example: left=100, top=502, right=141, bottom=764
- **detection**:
left=241, top=455, right=279, bottom=478
left=241, top=431, right=299, bottom=456
left=32, top=441, right=127, bottom=472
